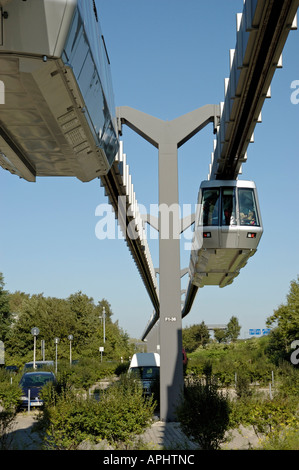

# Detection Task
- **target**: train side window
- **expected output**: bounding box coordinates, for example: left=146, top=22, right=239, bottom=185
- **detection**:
left=221, top=188, right=237, bottom=225
left=201, top=189, right=220, bottom=226
left=238, top=188, right=259, bottom=226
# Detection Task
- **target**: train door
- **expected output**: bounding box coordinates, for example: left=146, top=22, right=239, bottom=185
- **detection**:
left=220, top=187, right=238, bottom=248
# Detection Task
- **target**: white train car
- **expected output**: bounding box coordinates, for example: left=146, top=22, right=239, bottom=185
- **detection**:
left=189, top=180, right=263, bottom=288
left=0, top=0, right=119, bottom=182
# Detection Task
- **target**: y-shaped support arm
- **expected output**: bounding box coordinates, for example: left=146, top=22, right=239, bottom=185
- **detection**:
left=116, top=104, right=220, bottom=149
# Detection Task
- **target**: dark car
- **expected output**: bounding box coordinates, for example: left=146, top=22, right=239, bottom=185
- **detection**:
left=5, top=365, right=19, bottom=374
left=19, top=371, right=55, bottom=408
left=23, top=360, right=54, bottom=371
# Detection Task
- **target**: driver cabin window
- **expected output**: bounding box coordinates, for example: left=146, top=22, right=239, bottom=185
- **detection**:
left=202, top=189, right=220, bottom=226
left=238, top=188, right=259, bottom=226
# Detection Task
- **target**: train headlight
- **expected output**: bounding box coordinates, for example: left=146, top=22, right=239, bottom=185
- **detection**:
left=247, top=232, right=256, bottom=238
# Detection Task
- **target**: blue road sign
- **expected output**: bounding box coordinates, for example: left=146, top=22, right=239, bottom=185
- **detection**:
left=249, top=329, right=262, bottom=335
left=262, top=328, right=271, bottom=335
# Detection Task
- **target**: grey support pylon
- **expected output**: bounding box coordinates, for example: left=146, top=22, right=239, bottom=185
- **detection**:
left=117, top=105, right=220, bottom=421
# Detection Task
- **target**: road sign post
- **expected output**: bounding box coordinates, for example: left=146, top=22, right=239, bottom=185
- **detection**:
left=99, top=346, right=104, bottom=362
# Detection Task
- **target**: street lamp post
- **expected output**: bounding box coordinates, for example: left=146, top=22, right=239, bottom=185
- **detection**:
left=68, top=335, right=73, bottom=366
left=54, top=337, right=59, bottom=373
left=31, top=327, right=40, bottom=369
left=99, top=306, right=106, bottom=344
left=103, top=307, right=106, bottom=344
left=41, top=339, right=45, bottom=361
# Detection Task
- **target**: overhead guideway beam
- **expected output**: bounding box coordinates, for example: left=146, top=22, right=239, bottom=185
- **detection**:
left=100, top=142, right=160, bottom=315
left=209, top=0, right=299, bottom=181
left=184, top=0, right=298, bottom=319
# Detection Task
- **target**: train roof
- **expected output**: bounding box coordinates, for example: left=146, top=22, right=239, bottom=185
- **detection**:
left=200, top=180, right=257, bottom=189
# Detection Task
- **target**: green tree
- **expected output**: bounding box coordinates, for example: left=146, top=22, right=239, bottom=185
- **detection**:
left=214, top=328, right=227, bottom=343
left=266, top=276, right=299, bottom=350
left=6, top=294, right=74, bottom=361
left=226, top=316, right=241, bottom=343
left=5, top=289, right=133, bottom=364
left=0, top=274, right=11, bottom=341
left=182, top=322, right=210, bottom=353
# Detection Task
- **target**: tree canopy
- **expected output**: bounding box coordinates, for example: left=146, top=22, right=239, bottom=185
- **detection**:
left=0, top=273, right=10, bottom=342
left=182, top=322, right=210, bottom=352
left=266, top=276, right=299, bottom=364
left=0, top=273, right=134, bottom=366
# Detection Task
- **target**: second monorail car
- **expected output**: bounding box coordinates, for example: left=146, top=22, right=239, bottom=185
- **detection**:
left=0, top=0, right=119, bottom=182
left=189, top=180, right=263, bottom=288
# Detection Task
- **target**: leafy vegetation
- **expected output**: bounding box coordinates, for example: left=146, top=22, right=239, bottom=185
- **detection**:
left=179, top=277, right=299, bottom=450
left=38, top=373, right=156, bottom=450
left=0, top=368, right=22, bottom=449
left=0, top=272, right=298, bottom=450
left=0, top=275, right=135, bottom=367
left=0, top=273, right=11, bottom=342
left=176, top=375, right=230, bottom=449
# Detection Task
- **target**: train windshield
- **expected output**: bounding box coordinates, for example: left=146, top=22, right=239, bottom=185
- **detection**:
left=238, top=188, right=259, bottom=226
left=201, top=187, right=236, bottom=226
left=201, top=189, right=220, bottom=226
left=201, top=185, right=260, bottom=227
left=130, top=367, right=160, bottom=380
left=222, top=188, right=237, bottom=225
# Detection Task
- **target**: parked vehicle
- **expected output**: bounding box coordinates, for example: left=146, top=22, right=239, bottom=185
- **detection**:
left=19, top=371, right=55, bottom=408
left=128, top=353, right=160, bottom=396
left=5, top=365, right=18, bottom=373
left=23, top=360, right=54, bottom=371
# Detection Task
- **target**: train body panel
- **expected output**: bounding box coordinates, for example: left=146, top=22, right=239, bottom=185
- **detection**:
left=0, top=0, right=118, bottom=181
left=189, top=180, right=263, bottom=288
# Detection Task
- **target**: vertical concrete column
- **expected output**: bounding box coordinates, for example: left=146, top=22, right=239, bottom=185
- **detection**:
left=158, top=140, right=183, bottom=421
left=116, top=105, right=220, bottom=422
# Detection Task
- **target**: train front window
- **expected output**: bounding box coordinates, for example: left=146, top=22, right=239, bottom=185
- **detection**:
left=201, top=189, right=220, bottom=226
left=238, top=188, right=259, bottom=226
left=221, top=188, right=237, bottom=225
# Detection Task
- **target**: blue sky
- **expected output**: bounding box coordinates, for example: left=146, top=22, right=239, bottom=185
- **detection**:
left=0, top=1, right=298, bottom=341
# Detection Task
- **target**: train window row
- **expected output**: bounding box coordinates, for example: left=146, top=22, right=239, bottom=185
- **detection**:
left=201, top=186, right=260, bottom=227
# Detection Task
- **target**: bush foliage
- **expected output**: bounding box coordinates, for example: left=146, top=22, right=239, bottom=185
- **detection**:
left=176, top=376, right=230, bottom=450
left=39, top=373, right=156, bottom=449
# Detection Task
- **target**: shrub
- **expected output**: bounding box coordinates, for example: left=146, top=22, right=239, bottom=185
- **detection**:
left=93, top=374, right=156, bottom=447
left=39, top=373, right=155, bottom=449
left=235, top=372, right=252, bottom=399
left=176, top=376, right=230, bottom=450
left=276, top=360, right=299, bottom=399
left=0, top=381, right=22, bottom=411
left=57, top=358, right=117, bottom=390
left=260, top=425, right=299, bottom=450
left=0, top=370, right=22, bottom=449
left=114, top=361, right=129, bottom=376
left=229, top=394, right=299, bottom=444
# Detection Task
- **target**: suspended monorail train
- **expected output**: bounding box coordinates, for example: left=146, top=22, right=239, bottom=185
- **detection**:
left=189, top=180, right=263, bottom=288
left=0, top=0, right=119, bottom=182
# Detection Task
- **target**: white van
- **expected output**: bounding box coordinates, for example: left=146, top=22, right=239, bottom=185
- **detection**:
left=128, top=353, right=160, bottom=396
